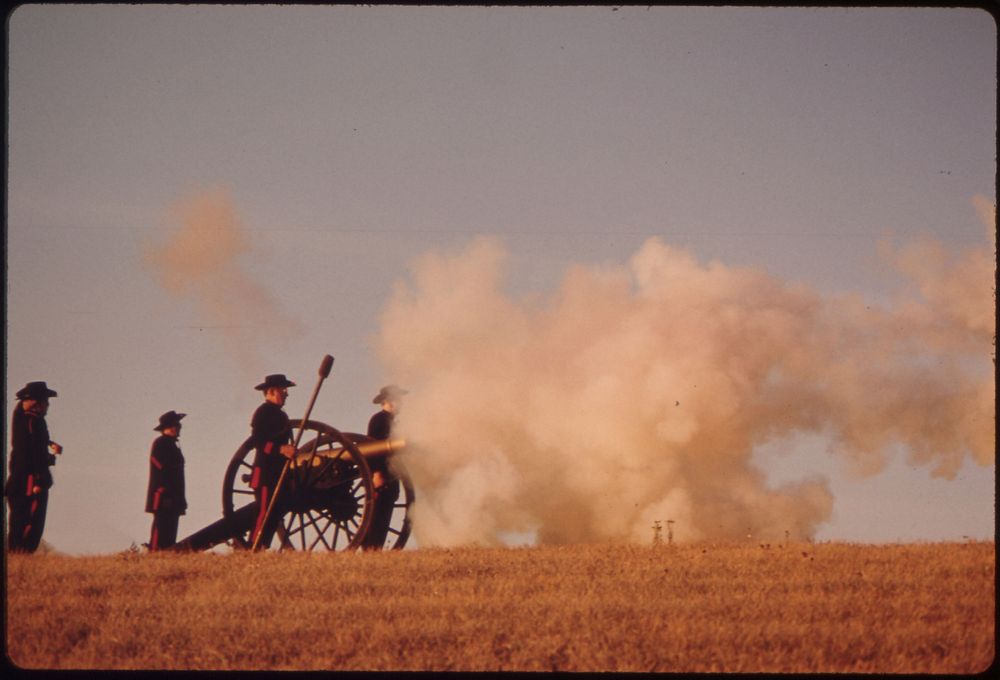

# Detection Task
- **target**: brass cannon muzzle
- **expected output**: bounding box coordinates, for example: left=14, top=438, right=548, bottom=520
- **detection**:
left=355, top=437, right=407, bottom=457
left=292, top=437, right=407, bottom=467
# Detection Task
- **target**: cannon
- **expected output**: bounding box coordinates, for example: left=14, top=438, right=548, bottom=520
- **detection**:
left=173, top=419, right=414, bottom=552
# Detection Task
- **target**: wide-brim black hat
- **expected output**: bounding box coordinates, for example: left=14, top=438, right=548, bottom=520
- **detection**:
left=16, top=381, right=58, bottom=400
left=154, top=410, right=186, bottom=431
left=255, top=374, right=297, bottom=391
left=373, top=384, right=408, bottom=404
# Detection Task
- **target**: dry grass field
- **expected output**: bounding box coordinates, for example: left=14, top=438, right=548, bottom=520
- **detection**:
left=5, top=541, right=994, bottom=672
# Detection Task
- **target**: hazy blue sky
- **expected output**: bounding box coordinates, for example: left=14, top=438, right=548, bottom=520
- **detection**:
left=5, top=5, right=995, bottom=554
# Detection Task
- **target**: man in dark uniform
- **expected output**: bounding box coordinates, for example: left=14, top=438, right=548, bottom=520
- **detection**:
left=361, top=384, right=407, bottom=550
left=249, top=374, right=297, bottom=549
left=145, top=410, right=187, bottom=551
left=5, top=381, right=62, bottom=553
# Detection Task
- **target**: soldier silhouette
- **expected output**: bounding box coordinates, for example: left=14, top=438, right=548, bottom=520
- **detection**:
left=145, top=410, right=187, bottom=551
left=248, top=374, right=297, bottom=549
left=5, top=381, right=62, bottom=553
left=361, top=384, right=407, bottom=550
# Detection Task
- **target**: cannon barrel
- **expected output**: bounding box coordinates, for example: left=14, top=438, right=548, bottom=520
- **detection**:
left=356, top=437, right=407, bottom=458
left=291, top=437, right=406, bottom=467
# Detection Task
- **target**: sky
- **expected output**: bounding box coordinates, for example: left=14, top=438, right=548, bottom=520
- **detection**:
left=4, top=4, right=996, bottom=555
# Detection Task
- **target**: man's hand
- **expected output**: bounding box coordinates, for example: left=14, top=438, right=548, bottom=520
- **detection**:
left=279, top=444, right=296, bottom=459
left=32, top=485, right=41, bottom=495
left=49, top=442, right=63, bottom=455
left=372, top=470, right=385, bottom=490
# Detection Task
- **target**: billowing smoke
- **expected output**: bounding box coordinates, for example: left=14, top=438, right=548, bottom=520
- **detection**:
left=144, top=187, right=302, bottom=376
left=377, top=199, right=995, bottom=546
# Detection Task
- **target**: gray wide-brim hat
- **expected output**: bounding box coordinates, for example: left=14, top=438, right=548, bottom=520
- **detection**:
left=373, top=384, right=408, bottom=404
left=16, top=381, right=58, bottom=400
left=154, top=410, right=186, bottom=431
left=255, top=374, right=297, bottom=391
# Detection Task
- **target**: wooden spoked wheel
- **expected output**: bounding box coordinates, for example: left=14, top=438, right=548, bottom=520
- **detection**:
left=222, top=419, right=375, bottom=551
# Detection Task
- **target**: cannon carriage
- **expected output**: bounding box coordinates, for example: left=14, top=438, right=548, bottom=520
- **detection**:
left=175, top=419, right=414, bottom=553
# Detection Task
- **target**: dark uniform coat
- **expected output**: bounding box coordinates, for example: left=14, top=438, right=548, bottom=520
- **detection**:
left=250, top=401, right=292, bottom=489
left=5, top=402, right=57, bottom=552
left=367, top=409, right=393, bottom=441
left=145, top=433, right=186, bottom=551
left=146, top=435, right=187, bottom=515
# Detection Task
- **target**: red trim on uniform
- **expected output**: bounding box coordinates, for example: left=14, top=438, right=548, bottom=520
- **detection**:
left=26, top=474, right=34, bottom=496
left=252, top=486, right=270, bottom=543
left=150, top=455, right=163, bottom=470
left=250, top=467, right=260, bottom=489
left=264, top=442, right=273, bottom=455
left=153, top=487, right=164, bottom=511
left=151, top=525, right=159, bottom=551
left=30, top=500, right=38, bottom=515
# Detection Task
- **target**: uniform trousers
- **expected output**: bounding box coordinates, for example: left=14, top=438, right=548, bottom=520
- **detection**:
left=149, top=511, right=180, bottom=551
left=251, top=478, right=285, bottom=549
left=7, top=487, right=49, bottom=553
left=362, top=478, right=401, bottom=549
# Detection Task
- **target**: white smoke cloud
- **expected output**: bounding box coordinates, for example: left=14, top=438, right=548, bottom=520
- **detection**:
left=378, top=200, right=995, bottom=546
left=143, top=187, right=302, bottom=377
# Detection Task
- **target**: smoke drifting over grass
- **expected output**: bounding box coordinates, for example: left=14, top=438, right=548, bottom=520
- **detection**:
left=379, top=201, right=995, bottom=546
left=144, top=187, right=302, bottom=376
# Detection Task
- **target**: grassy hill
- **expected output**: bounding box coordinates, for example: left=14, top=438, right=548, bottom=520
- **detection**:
left=5, top=541, right=994, bottom=672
